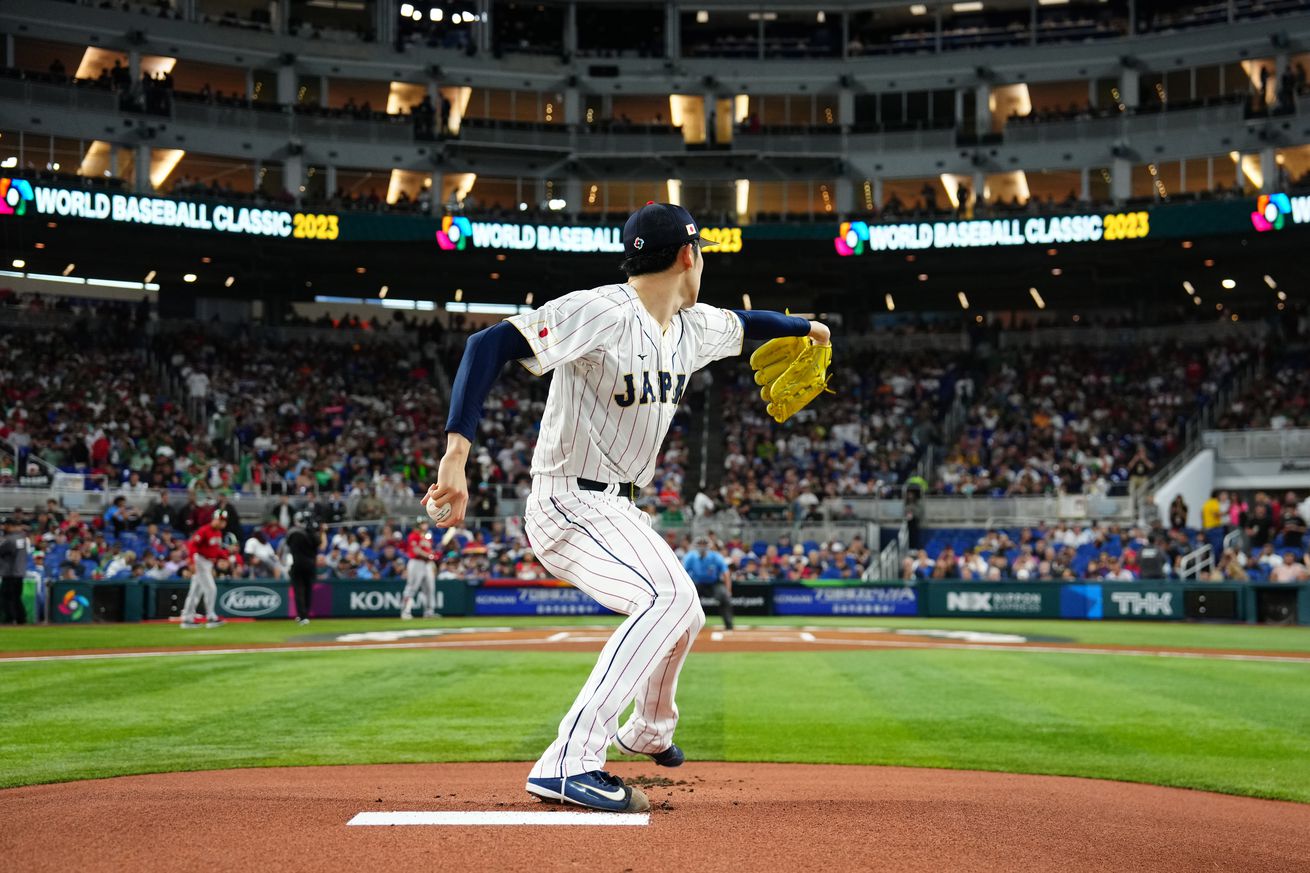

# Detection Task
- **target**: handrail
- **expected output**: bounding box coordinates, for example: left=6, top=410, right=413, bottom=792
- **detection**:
left=1177, top=543, right=1214, bottom=580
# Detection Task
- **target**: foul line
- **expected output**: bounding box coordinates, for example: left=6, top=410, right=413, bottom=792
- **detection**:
left=805, top=638, right=1310, bottom=664
left=0, top=636, right=580, bottom=664
left=347, top=811, right=649, bottom=827
left=2, top=632, right=1307, bottom=666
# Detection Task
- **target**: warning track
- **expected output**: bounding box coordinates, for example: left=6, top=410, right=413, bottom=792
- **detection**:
left=3, top=626, right=1309, bottom=664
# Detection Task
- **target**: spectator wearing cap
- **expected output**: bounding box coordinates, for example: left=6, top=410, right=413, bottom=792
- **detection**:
left=683, top=537, right=733, bottom=630
left=0, top=517, right=32, bottom=624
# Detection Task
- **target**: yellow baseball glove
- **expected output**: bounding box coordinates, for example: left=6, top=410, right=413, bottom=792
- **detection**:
left=749, top=336, right=833, bottom=423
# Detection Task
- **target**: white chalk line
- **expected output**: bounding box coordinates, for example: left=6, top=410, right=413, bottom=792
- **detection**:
left=1, top=631, right=1307, bottom=665
left=0, top=636, right=586, bottom=664
left=803, top=637, right=1310, bottom=664
left=347, top=811, right=649, bottom=827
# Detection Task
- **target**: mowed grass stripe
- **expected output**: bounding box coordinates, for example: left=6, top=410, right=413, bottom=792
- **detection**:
left=2, top=648, right=1308, bottom=802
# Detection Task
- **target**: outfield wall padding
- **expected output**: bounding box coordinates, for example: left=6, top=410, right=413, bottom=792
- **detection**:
left=42, top=578, right=1310, bottom=625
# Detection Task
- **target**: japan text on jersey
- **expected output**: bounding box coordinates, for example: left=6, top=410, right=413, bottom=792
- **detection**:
left=507, top=284, right=743, bottom=487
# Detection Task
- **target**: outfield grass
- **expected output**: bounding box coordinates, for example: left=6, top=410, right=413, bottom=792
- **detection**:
left=2, top=619, right=1308, bottom=801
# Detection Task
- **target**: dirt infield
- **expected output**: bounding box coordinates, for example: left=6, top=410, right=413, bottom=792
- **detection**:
left=6, top=625, right=1310, bottom=663
left=4, top=762, right=1308, bottom=873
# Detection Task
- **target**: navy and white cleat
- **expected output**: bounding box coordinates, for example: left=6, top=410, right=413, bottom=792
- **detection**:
left=526, top=771, right=650, bottom=813
left=616, top=738, right=684, bottom=768
left=648, top=744, right=685, bottom=768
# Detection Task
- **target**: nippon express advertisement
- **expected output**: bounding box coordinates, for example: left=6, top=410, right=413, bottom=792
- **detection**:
left=474, top=586, right=614, bottom=617
left=772, top=585, right=918, bottom=617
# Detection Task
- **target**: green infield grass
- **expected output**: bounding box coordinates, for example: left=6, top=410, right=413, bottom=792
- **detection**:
left=1, top=618, right=1308, bottom=802
left=4, top=615, right=1310, bottom=652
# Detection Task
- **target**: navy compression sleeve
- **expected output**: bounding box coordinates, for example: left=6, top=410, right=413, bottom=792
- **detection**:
left=444, top=321, right=533, bottom=441
left=731, top=309, right=811, bottom=341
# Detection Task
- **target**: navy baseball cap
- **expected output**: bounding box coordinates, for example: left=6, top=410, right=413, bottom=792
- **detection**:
left=622, top=203, right=720, bottom=258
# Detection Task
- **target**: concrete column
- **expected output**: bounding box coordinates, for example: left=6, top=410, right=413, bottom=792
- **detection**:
left=319, top=75, right=329, bottom=107
left=4, top=33, right=15, bottom=68
left=1111, top=157, right=1132, bottom=202
left=564, top=88, right=581, bottom=125
left=246, top=68, right=256, bottom=101
left=1120, top=67, right=1140, bottom=109
left=1088, top=78, right=1097, bottom=109
left=276, top=65, right=296, bottom=106
left=835, top=177, right=854, bottom=216
left=564, top=178, right=582, bottom=217
left=665, top=1, right=679, bottom=59
left=1260, top=148, right=1277, bottom=193
left=324, top=164, right=338, bottom=198
left=1080, top=166, right=1090, bottom=200
left=971, top=171, right=985, bottom=211
left=564, top=1, right=578, bottom=56
left=134, top=143, right=152, bottom=192
left=283, top=154, right=303, bottom=199
left=430, top=173, right=443, bottom=215
left=476, top=0, right=492, bottom=55
left=253, top=160, right=263, bottom=193
left=974, top=84, right=991, bottom=134
left=128, top=50, right=141, bottom=85
left=374, top=0, right=397, bottom=47
left=872, top=177, right=883, bottom=210
left=838, top=88, right=855, bottom=127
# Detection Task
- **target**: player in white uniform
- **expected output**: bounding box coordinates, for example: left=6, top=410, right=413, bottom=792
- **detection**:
left=424, top=203, right=830, bottom=813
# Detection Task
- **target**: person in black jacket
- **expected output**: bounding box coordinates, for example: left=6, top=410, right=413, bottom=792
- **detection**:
left=0, top=517, right=31, bottom=624
left=283, top=513, right=320, bottom=625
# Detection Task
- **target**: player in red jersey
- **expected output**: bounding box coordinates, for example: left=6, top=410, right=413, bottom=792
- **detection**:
left=182, top=509, right=238, bottom=628
left=400, top=518, right=436, bottom=619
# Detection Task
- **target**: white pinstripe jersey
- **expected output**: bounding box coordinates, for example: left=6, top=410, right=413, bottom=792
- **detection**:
left=506, top=283, right=744, bottom=486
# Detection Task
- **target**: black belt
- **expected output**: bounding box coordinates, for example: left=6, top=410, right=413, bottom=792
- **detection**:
left=578, top=478, right=637, bottom=501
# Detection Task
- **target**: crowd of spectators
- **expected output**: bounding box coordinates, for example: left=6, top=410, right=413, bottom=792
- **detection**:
left=713, top=350, right=956, bottom=511
left=16, top=486, right=1306, bottom=586
left=904, top=487, right=1309, bottom=583
left=1217, top=351, right=1310, bottom=430
left=933, top=341, right=1253, bottom=497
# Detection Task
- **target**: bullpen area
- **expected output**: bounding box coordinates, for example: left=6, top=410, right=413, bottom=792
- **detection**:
left=2, top=617, right=1308, bottom=872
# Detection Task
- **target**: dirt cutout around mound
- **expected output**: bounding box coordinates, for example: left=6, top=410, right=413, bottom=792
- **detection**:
left=3, top=763, right=1307, bottom=873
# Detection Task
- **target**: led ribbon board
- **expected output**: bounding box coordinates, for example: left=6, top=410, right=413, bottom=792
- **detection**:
left=835, top=212, right=1149, bottom=255
left=3, top=180, right=341, bottom=240
left=437, top=221, right=742, bottom=254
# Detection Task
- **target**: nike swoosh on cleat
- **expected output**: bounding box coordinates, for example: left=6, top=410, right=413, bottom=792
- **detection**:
left=573, top=782, right=626, bottom=802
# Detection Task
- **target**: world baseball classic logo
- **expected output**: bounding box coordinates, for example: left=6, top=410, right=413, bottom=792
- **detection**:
left=436, top=215, right=472, bottom=250
left=0, top=178, right=35, bottom=216
left=1250, top=193, right=1291, bottom=232
left=834, top=220, right=869, bottom=256
left=58, top=589, right=90, bottom=620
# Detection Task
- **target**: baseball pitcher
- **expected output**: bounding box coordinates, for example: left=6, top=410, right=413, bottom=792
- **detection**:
left=423, top=203, right=831, bottom=813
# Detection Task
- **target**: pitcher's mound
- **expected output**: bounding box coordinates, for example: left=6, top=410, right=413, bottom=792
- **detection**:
left=4, top=762, right=1308, bottom=872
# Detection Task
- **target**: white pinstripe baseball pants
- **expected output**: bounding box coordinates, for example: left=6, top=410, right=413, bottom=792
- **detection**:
left=524, top=481, right=705, bottom=780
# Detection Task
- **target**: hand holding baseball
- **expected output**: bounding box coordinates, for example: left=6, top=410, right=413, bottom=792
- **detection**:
left=421, top=435, right=470, bottom=528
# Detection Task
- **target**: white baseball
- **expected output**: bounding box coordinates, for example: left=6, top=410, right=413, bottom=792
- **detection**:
left=426, top=501, right=452, bottom=524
